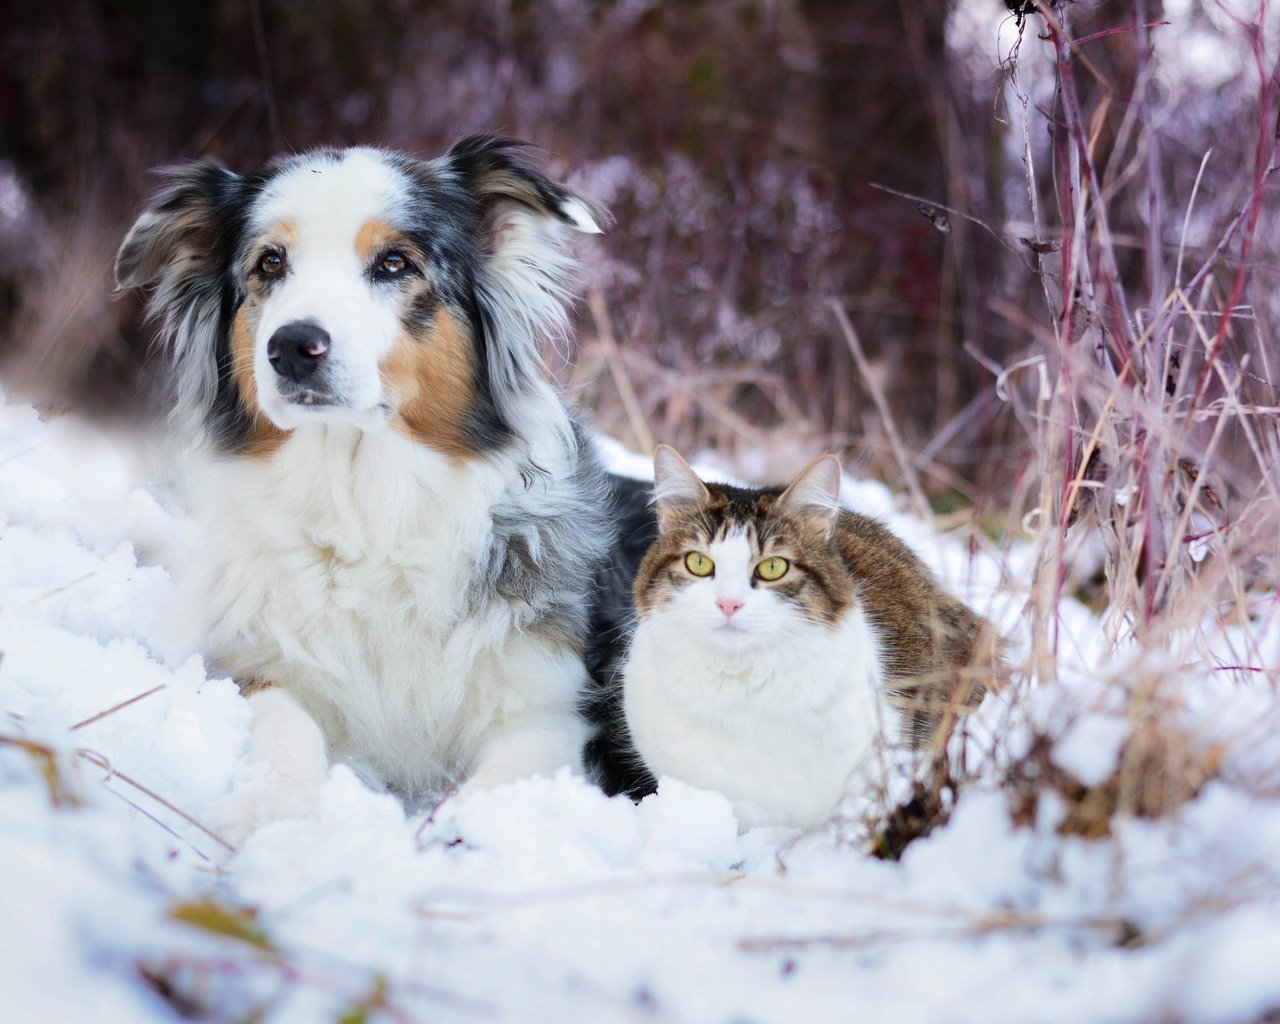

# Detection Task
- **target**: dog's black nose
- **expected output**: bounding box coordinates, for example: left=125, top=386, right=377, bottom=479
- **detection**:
left=267, top=321, right=330, bottom=383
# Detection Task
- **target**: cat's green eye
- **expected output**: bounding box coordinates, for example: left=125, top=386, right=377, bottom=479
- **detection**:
left=755, top=556, right=790, bottom=581
left=684, top=551, right=715, bottom=577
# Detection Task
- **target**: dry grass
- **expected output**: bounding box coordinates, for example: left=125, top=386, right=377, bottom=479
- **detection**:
left=852, top=0, right=1280, bottom=852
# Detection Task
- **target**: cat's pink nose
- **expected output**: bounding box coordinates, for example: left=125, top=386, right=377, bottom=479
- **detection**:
left=717, top=597, right=743, bottom=620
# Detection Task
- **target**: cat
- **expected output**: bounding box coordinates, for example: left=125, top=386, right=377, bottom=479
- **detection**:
left=618, top=445, right=1000, bottom=830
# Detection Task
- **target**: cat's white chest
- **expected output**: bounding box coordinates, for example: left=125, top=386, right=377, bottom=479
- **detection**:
left=623, top=608, right=888, bottom=830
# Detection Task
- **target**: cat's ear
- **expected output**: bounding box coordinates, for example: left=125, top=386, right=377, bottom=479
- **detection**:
left=776, top=454, right=843, bottom=531
left=652, top=445, right=710, bottom=522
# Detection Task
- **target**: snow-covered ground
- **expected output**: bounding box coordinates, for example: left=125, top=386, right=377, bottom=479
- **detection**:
left=3, top=395, right=1280, bottom=1023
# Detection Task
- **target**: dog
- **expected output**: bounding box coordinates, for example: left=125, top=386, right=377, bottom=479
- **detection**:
left=115, top=136, right=617, bottom=834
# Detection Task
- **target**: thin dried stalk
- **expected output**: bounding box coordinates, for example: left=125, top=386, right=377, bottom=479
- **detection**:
left=829, top=299, right=932, bottom=523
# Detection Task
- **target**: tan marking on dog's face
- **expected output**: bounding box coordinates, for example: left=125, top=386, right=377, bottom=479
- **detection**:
left=356, top=219, right=398, bottom=265
left=231, top=302, right=288, bottom=457
left=381, top=301, right=476, bottom=458
left=355, top=219, right=428, bottom=279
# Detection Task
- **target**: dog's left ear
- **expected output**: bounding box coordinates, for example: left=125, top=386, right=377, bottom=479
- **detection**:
left=445, top=134, right=611, bottom=235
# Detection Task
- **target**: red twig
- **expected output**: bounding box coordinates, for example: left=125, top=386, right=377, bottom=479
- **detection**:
left=1075, top=21, right=1171, bottom=48
left=1190, top=9, right=1280, bottom=414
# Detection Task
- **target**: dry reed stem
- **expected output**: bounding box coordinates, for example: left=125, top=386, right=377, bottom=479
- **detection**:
left=77, top=748, right=236, bottom=854
left=828, top=299, right=933, bottom=523
left=972, top=1, right=1280, bottom=857
left=587, top=287, right=654, bottom=455
left=70, top=684, right=166, bottom=732
left=0, top=734, right=82, bottom=806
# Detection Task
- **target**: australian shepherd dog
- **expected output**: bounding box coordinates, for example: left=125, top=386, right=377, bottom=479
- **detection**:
left=115, top=136, right=619, bottom=835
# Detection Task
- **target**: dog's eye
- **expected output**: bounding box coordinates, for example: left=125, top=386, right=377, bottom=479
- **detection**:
left=378, top=251, right=410, bottom=276
left=259, top=251, right=286, bottom=275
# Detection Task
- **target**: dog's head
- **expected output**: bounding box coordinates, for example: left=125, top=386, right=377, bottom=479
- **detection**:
left=116, top=136, right=607, bottom=455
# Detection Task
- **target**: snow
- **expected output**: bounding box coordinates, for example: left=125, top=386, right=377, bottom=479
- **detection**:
left=1052, top=714, right=1132, bottom=789
left=4, top=393, right=1280, bottom=1023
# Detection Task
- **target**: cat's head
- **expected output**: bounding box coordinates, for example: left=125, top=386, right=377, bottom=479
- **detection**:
left=633, top=446, right=856, bottom=650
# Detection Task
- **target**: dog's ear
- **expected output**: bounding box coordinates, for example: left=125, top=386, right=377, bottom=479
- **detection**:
left=115, top=161, right=243, bottom=290
left=444, top=134, right=611, bottom=236
left=116, top=160, right=247, bottom=439
left=439, top=136, right=610, bottom=421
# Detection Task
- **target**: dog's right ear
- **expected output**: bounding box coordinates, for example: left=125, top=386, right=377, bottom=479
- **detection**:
left=115, top=160, right=248, bottom=436
left=115, top=161, right=243, bottom=290
left=444, top=134, right=611, bottom=236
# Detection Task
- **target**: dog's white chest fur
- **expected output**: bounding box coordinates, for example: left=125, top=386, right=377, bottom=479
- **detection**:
left=623, top=609, right=886, bottom=830
left=186, top=424, right=586, bottom=797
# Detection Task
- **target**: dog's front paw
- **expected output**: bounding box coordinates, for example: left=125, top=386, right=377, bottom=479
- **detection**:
left=211, top=768, right=327, bottom=851
left=461, top=713, right=587, bottom=796
left=210, top=686, right=332, bottom=852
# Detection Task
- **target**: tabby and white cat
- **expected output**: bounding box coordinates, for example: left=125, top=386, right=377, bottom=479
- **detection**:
left=621, top=446, right=998, bottom=830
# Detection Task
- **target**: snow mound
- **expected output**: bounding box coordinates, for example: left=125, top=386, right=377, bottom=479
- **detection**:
left=3, top=397, right=1280, bottom=1022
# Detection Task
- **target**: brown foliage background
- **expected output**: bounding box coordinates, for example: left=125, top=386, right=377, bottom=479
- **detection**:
left=0, top=0, right=1275, bottom=523
left=0, top=0, right=1002, bottom=489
